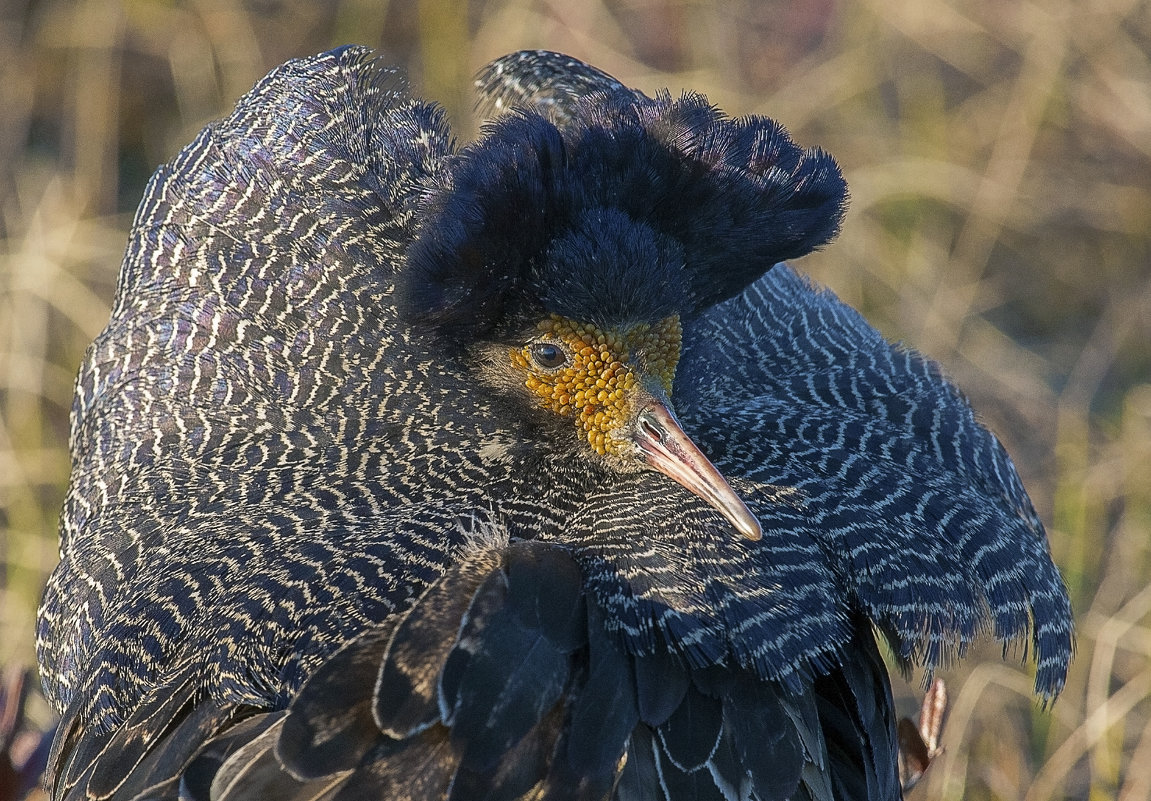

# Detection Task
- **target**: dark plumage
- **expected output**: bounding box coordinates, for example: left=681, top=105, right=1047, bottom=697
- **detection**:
left=37, top=47, right=1073, bottom=801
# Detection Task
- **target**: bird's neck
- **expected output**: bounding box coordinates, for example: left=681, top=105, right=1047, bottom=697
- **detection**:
left=478, top=441, right=618, bottom=542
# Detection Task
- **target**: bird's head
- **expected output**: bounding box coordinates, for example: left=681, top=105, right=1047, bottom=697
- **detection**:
left=498, top=206, right=766, bottom=539
left=396, top=87, right=847, bottom=541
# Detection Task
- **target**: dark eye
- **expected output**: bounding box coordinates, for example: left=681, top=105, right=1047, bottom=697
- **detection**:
left=529, top=342, right=567, bottom=370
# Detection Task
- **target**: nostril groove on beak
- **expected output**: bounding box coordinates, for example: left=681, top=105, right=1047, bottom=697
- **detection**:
left=639, top=414, right=663, bottom=443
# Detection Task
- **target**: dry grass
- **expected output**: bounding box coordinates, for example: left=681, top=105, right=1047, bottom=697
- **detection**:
left=1, top=0, right=1148, bottom=798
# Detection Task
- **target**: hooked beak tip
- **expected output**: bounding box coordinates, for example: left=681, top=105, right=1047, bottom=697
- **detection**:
left=735, top=516, right=763, bottom=542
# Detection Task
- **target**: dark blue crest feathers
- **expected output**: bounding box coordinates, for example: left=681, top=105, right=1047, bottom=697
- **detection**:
left=396, top=89, right=847, bottom=338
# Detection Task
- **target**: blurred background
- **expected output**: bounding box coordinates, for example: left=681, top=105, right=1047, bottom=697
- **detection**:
left=1, top=0, right=1149, bottom=798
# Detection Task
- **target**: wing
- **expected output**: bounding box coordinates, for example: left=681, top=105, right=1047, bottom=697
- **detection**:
left=676, top=265, right=1073, bottom=697
left=36, top=45, right=490, bottom=791
left=474, top=50, right=644, bottom=125
left=60, top=539, right=894, bottom=801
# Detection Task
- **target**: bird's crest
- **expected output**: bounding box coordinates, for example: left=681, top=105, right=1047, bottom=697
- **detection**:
left=396, top=82, right=847, bottom=340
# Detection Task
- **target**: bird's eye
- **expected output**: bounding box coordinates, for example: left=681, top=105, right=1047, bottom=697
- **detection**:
left=529, top=342, right=568, bottom=370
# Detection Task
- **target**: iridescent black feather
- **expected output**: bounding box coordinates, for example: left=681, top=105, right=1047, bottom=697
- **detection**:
left=37, top=47, right=1072, bottom=801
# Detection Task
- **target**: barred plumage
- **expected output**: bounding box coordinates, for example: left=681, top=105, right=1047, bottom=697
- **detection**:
left=37, top=47, right=1073, bottom=800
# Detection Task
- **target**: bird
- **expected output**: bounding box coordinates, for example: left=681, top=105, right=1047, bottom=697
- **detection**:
left=35, top=46, right=1074, bottom=801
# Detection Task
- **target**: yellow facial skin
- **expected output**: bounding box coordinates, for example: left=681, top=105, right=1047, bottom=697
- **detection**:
left=510, top=313, right=682, bottom=456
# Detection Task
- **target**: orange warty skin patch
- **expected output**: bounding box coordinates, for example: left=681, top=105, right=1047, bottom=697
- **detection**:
left=511, top=313, right=682, bottom=456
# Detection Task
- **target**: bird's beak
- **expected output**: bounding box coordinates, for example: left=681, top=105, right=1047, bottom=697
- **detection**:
left=631, top=399, right=763, bottom=541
